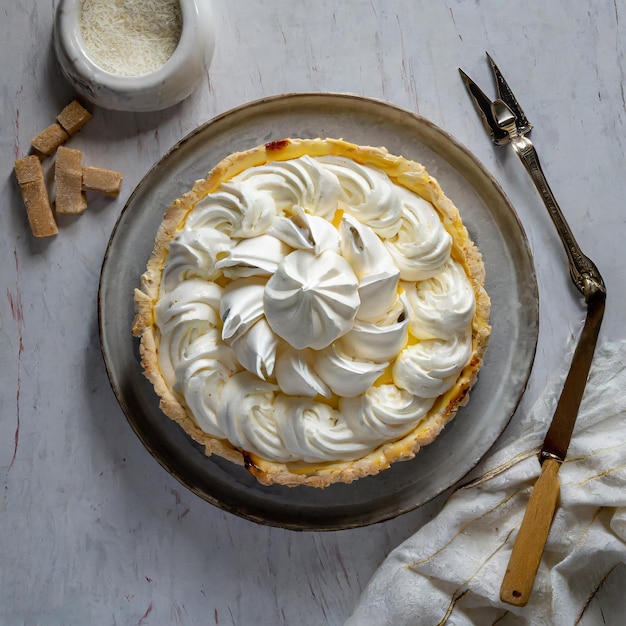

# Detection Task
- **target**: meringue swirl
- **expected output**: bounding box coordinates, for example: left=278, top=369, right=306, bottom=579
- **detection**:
left=384, top=188, right=452, bottom=280
left=155, top=155, right=475, bottom=463
left=264, top=249, right=360, bottom=350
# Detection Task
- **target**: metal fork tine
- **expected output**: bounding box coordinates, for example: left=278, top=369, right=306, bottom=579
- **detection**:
left=486, top=52, right=533, bottom=134
left=458, top=68, right=509, bottom=145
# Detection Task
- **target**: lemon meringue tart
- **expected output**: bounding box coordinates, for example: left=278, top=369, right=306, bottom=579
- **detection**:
left=133, top=138, right=491, bottom=488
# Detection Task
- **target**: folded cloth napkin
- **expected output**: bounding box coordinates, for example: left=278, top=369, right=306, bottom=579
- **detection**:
left=347, top=340, right=626, bottom=626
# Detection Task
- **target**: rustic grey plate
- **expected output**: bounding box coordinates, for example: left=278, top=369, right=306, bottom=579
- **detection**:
left=98, top=93, right=538, bottom=530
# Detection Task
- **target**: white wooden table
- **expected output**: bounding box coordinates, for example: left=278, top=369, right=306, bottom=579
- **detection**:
left=2, top=1, right=624, bottom=623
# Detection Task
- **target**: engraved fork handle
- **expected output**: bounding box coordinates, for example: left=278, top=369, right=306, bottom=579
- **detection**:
left=511, top=136, right=604, bottom=298
left=492, top=103, right=605, bottom=300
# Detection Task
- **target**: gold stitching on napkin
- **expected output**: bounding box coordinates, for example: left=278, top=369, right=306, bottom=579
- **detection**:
left=565, top=439, right=626, bottom=464
left=459, top=447, right=540, bottom=490
left=405, top=491, right=521, bottom=569
left=491, top=609, right=512, bottom=625
left=573, top=562, right=624, bottom=625
left=563, top=463, right=626, bottom=487
left=436, top=588, right=470, bottom=626
left=434, top=527, right=517, bottom=626
left=572, top=507, right=604, bottom=550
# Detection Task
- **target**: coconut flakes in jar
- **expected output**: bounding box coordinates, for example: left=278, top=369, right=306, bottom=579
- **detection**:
left=80, top=0, right=183, bottom=76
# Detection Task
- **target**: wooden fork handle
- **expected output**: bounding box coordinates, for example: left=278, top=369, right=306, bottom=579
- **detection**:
left=500, top=458, right=561, bottom=606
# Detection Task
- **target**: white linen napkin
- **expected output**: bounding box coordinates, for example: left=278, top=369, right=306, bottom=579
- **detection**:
left=347, top=340, right=626, bottom=625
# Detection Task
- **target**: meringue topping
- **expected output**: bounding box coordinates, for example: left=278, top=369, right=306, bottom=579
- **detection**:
left=339, top=214, right=400, bottom=322
left=264, top=249, right=360, bottom=350
left=215, top=233, right=289, bottom=278
left=155, top=154, right=476, bottom=463
left=384, top=188, right=452, bottom=280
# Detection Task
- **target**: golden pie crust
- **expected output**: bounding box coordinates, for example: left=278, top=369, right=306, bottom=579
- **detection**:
left=132, top=138, right=491, bottom=488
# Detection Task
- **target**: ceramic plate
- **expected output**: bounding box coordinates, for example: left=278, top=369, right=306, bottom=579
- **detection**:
left=98, top=93, right=538, bottom=530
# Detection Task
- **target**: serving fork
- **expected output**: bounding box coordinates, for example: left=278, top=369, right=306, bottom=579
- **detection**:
left=459, top=53, right=606, bottom=606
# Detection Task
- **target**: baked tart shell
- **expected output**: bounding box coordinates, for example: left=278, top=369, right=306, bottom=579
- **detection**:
left=132, top=138, right=491, bottom=488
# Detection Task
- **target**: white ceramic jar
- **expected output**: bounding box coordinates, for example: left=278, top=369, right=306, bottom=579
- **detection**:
left=54, top=0, right=215, bottom=112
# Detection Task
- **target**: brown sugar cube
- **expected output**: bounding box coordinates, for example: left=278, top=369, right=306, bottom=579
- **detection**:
left=81, top=166, right=123, bottom=197
left=14, top=156, right=58, bottom=237
left=55, top=146, right=87, bottom=214
left=56, top=100, right=93, bottom=136
left=30, top=123, right=69, bottom=157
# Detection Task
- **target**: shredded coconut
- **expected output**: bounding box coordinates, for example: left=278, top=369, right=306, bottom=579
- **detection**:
left=80, top=0, right=183, bottom=77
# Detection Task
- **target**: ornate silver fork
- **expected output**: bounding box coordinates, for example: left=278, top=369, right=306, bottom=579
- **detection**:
left=459, top=53, right=606, bottom=607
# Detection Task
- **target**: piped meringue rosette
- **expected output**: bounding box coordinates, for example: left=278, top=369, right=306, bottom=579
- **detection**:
left=133, top=138, right=491, bottom=487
